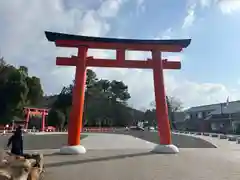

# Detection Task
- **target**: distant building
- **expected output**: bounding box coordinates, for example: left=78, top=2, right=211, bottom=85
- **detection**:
left=172, top=112, right=186, bottom=129
left=181, top=100, right=240, bottom=133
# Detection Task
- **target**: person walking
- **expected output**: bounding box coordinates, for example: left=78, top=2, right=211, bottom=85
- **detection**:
left=7, top=126, right=23, bottom=156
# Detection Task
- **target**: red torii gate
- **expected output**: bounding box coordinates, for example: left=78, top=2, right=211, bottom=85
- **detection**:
left=23, top=107, right=49, bottom=131
left=45, top=31, right=191, bottom=154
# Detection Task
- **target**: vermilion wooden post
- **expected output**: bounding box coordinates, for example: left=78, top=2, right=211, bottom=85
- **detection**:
left=152, top=50, right=171, bottom=144
left=25, top=110, right=30, bottom=130
left=68, top=46, right=88, bottom=146
left=41, top=112, right=46, bottom=132
left=23, top=108, right=49, bottom=131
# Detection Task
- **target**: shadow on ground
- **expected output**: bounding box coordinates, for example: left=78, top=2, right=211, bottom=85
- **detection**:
left=45, top=151, right=158, bottom=168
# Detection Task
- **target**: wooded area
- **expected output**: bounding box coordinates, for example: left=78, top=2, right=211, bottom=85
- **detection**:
left=0, top=58, right=182, bottom=129
left=0, top=58, right=43, bottom=124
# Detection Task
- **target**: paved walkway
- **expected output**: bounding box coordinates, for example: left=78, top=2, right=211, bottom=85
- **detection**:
left=28, top=148, right=238, bottom=180
left=173, top=132, right=240, bottom=150
left=0, top=131, right=217, bottom=150
left=81, top=133, right=157, bottom=150
left=2, top=132, right=239, bottom=179
left=120, top=131, right=216, bottom=148
left=21, top=133, right=240, bottom=180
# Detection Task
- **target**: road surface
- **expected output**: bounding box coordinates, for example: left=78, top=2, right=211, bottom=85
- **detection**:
left=0, top=130, right=215, bottom=150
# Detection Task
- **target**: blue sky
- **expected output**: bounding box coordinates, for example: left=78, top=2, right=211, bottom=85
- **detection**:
left=183, top=8, right=240, bottom=86
left=106, top=0, right=240, bottom=86
left=110, top=0, right=186, bottom=38
left=1, top=0, right=240, bottom=108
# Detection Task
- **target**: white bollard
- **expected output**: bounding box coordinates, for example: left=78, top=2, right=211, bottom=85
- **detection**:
left=227, top=136, right=237, bottom=141
left=210, top=134, right=218, bottom=137
left=203, top=133, right=210, bottom=136
left=219, top=134, right=227, bottom=139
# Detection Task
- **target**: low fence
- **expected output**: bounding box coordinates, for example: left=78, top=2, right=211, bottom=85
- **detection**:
left=25, top=128, right=117, bottom=133
left=174, top=130, right=240, bottom=144
left=0, top=127, right=122, bottom=136
left=82, top=127, right=116, bottom=132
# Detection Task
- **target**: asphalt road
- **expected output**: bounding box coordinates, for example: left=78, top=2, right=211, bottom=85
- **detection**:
left=0, top=134, right=70, bottom=150
left=0, top=130, right=216, bottom=150
left=113, top=130, right=216, bottom=148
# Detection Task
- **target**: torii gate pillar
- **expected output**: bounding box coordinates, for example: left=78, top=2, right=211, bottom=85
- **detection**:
left=45, top=31, right=191, bottom=155
left=152, top=50, right=171, bottom=144
left=68, top=47, right=87, bottom=146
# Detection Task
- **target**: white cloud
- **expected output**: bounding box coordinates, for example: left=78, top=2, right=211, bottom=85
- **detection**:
left=183, top=0, right=240, bottom=32
left=165, top=77, right=239, bottom=108
left=159, top=28, right=173, bottom=39
left=78, top=10, right=110, bottom=36
left=0, top=0, right=120, bottom=95
left=1, top=0, right=240, bottom=111
left=182, top=3, right=196, bottom=29
left=98, top=0, right=124, bottom=18
left=194, top=0, right=240, bottom=14
left=200, top=0, right=213, bottom=7
left=136, top=0, right=144, bottom=6
left=92, top=66, right=240, bottom=109
left=136, top=0, right=145, bottom=14
left=217, top=0, right=240, bottom=14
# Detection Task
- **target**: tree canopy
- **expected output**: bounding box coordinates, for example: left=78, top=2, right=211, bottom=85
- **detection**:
left=49, top=69, right=134, bottom=128
left=0, top=58, right=44, bottom=124
left=144, top=96, right=183, bottom=129
left=0, top=57, right=183, bottom=129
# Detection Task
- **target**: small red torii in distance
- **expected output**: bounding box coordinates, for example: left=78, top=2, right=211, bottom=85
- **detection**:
left=45, top=31, right=191, bottom=154
left=23, top=107, right=48, bottom=131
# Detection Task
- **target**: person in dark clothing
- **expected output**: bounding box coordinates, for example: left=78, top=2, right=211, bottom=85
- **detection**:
left=7, top=126, right=23, bottom=156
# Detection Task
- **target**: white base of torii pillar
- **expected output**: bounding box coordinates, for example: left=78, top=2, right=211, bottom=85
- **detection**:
left=59, top=145, right=86, bottom=155
left=152, top=144, right=179, bottom=154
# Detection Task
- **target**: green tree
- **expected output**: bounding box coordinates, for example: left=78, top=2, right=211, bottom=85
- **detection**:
left=50, top=69, right=133, bottom=127
left=26, top=76, right=44, bottom=105
left=19, top=66, right=28, bottom=76
left=149, top=96, right=183, bottom=129
left=52, top=85, right=72, bottom=120
left=167, top=96, right=183, bottom=112
left=143, top=109, right=156, bottom=126
left=0, top=57, right=6, bottom=67
left=86, top=69, right=98, bottom=88
left=166, top=96, right=183, bottom=129
left=3, top=66, right=29, bottom=119
left=47, top=109, right=66, bottom=130
left=0, top=58, right=44, bottom=124
left=110, top=80, right=131, bottom=103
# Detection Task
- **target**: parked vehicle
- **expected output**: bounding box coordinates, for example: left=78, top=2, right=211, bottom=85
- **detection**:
left=148, top=126, right=155, bottom=131
left=129, top=126, right=144, bottom=131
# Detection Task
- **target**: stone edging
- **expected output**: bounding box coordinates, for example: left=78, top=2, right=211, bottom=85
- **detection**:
left=173, top=131, right=240, bottom=144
